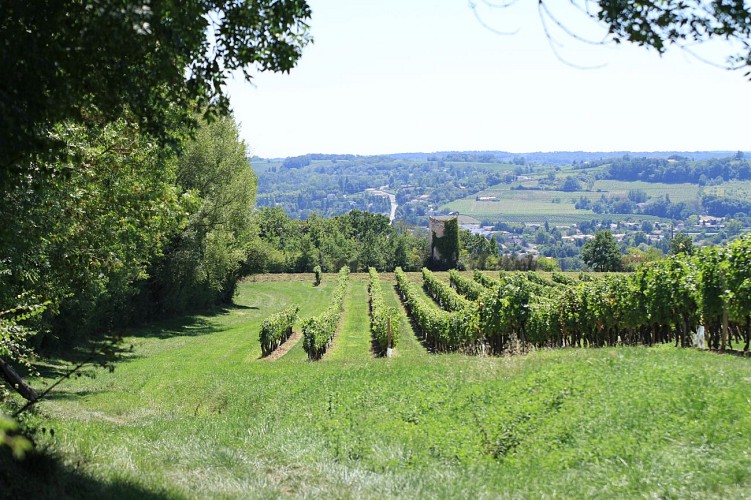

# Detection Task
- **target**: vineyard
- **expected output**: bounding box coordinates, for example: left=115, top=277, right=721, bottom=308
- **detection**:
left=6, top=234, right=751, bottom=498
left=301, top=267, right=350, bottom=359
left=257, top=267, right=402, bottom=360
left=249, top=235, right=751, bottom=362
left=8, top=264, right=751, bottom=498
left=7, top=1, right=751, bottom=496
left=393, top=234, right=751, bottom=356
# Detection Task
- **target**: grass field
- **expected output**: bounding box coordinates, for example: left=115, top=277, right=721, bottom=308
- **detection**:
left=440, top=176, right=699, bottom=224
left=704, top=179, right=751, bottom=202
left=591, top=180, right=700, bottom=202
left=3, top=275, right=751, bottom=498
left=441, top=185, right=597, bottom=224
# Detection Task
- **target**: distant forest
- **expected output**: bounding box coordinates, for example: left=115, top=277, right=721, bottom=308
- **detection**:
left=586, top=154, right=751, bottom=185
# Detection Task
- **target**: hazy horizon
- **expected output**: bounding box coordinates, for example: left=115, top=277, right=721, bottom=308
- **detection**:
left=251, top=149, right=746, bottom=161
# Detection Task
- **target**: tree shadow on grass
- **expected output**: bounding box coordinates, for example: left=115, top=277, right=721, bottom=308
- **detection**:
left=28, top=302, right=250, bottom=396
left=1, top=301, right=257, bottom=497
left=132, top=315, right=224, bottom=340
left=0, top=446, right=170, bottom=500
left=32, top=337, right=138, bottom=381
left=132, top=302, right=260, bottom=338
left=222, top=303, right=259, bottom=311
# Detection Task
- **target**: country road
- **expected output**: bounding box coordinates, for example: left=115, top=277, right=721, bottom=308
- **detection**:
left=369, top=189, right=397, bottom=224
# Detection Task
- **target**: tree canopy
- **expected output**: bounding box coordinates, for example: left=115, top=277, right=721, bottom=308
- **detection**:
left=582, top=230, right=623, bottom=272
left=0, top=0, right=312, bottom=183
left=595, top=0, right=751, bottom=68
left=475, top=1, right=751, bottom=74
left=670, top=233, right=696, bottom=256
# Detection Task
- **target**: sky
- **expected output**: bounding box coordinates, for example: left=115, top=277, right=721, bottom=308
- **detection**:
left=227, top=0, right=751, bottom=159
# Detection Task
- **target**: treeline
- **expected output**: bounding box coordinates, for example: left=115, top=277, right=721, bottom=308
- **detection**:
left=281, top=154, right=362, bottom=168
left=580, top=192, right=750, bottom=220
left=702, top=195, right=751, bottom=218
left=251, top=210, right=561, bottom=274
left=438, top=152, right=506, bottom=163
left=1, top=114, right=257, bottom=350
left=0, top=0, right=313, bottom=451
left=580, top=193, right=701, bottom=220
left=249, top=208, right=429, bottom=273
left=590, top=155, right=751, bottom=184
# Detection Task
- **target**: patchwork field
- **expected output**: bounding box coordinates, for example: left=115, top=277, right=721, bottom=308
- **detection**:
left=704, top=179, right=751, bottom=201
left=591, top=180, right=700, bottom=202
left=441, top=175, right=699, bottom=224
left=4, top=275, right=751, bottom=498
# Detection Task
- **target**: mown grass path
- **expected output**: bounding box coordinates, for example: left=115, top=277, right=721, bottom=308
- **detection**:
left=381, top=278, right=428, bottom=360
left=326, top=279, right=371, bottom=362
left=271, top=278, right=338, bottom=363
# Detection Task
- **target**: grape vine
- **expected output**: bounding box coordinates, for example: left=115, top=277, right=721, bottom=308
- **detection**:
left=368, top=268, right=400, bottom=356
left=397, top=235, right=751, bottom=355
left=395, top=267, right=478, bottom=352
left=258, top=305, right=299, bottom=357
left=302, top=267, right=350, bottom=360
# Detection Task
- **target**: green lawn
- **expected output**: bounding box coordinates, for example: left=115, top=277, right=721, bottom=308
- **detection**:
left=4, top=276, right=751, bottom=498
left=325, top=280, right=371, bottom=362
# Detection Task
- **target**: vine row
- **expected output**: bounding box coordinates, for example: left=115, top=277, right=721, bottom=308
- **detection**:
left=395, top=267, right=478, bottom=352
left=368, top=268, right=400, bottom=356
left=302, top=266, right=350, bottom=360
left=258, top=305, right=299, bottom=357
left=422, top=268, right=473, bottom=312
left=448, top=270, right=486, bottom=301
left=475, top=235, right=751, bottom=353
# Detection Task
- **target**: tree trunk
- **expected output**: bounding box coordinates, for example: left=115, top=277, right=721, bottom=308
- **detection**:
left=0, top=357, right=37, bottom=402
left=682, top=318, right=689, bottom=347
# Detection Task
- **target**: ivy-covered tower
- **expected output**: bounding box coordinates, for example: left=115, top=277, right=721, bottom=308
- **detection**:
left=429, top=216, right=459, bottom=270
